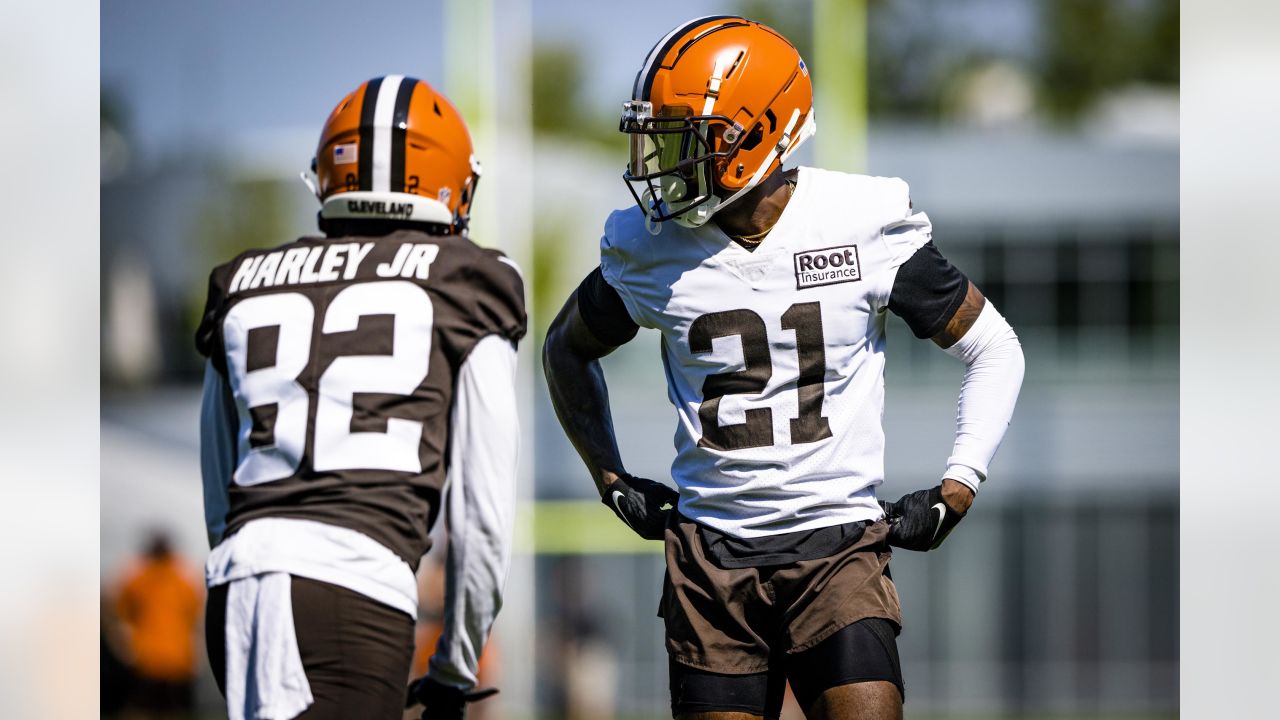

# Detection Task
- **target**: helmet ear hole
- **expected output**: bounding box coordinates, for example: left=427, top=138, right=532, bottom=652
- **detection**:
left=740, top=125, right=764, bottom=151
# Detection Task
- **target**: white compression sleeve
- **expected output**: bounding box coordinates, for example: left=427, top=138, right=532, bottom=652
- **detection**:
left=941, top=301, right=1025, bottom=494
left=428, top=335, right=520, bottom=689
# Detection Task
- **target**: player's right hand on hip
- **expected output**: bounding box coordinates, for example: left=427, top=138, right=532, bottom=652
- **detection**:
left=602, top=474, right=679, bottom=540
left=878, top=484, right=966, bottom=551
left=406, top=675, right=498, bottom=720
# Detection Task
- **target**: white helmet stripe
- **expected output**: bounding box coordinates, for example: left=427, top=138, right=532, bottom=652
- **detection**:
left=701, top=54, right=730, bottom=116
left=370, top=74, right=405, bottom=193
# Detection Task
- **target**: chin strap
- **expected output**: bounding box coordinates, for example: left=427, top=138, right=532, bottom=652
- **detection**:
left=663, top=55, right=815, bottom=230
left=300, top=168, right=320, bottom=200
left=780, top=108, right=816, bottom=164
left=706, top=107, right=808, bottom=219
left=641, top=187, right=664, bottom=235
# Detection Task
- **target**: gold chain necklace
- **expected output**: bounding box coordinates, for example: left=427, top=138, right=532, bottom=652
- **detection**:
left=729, top=178, right=795, bottom=246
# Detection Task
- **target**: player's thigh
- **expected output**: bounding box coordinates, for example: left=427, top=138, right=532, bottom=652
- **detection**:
left=806, top=681, right=902, bottom=720
left=670, top=657, right=787, bottom=720
left=785, top=617, right=904, bottom=719
left=773, top=521, right=900, bottom=658
left=664, top=515, right=785, bottom=717
left=291, top=576, right=416, bottom=720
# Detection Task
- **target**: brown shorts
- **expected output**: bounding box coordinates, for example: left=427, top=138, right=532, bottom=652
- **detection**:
left=207, top=575, right=415, bottom=719
left=661, top=514, right=902, bottom=674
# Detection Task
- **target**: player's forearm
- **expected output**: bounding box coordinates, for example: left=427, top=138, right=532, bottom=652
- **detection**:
left=199, top=361, right=236, bottom=548
left=432, top=336, right=520, bottom=688
left=542, top=325, right=628, bottom=496
left=943, top=302, right=1025, bottom=493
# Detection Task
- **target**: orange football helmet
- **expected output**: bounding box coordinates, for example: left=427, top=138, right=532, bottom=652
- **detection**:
left=621, top=16, right=815, bottom=228
left=304, top=76, right=481, bottom=234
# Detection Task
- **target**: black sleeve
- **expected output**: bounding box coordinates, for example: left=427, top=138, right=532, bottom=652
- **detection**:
left=575, top=266, right=640, bottom=347
left=474, top=249, right=528, bottom=344
left=194, top=265, right=231, bottom=374
left=888, top=241, right=970, bottom=339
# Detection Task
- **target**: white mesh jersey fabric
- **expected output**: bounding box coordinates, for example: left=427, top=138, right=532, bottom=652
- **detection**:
left=601, top=167, right=933, bottom=538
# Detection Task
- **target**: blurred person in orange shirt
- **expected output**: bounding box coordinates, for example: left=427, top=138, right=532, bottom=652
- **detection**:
left=114, top=530, right=202, bottom=715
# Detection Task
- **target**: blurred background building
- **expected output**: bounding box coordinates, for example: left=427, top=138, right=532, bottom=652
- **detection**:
left=101, top=1, right=1177, bottom=718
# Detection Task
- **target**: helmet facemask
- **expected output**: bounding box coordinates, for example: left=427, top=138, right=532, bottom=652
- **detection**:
left=621, top=101, right=742, bottom=229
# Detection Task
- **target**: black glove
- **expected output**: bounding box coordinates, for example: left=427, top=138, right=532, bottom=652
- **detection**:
left=601, top=474, right=679, bottom=540
left=405, top=676, right=498, bottom=720
left=878, top=484, right=966, bottom=551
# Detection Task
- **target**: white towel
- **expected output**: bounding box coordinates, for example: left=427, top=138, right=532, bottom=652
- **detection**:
left=222, top=573, right=314, bottom=720
left=206, top=518, right=418, bottom=619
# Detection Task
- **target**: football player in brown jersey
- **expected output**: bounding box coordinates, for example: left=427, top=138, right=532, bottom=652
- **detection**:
left=197, top=76, right=525, bottom=720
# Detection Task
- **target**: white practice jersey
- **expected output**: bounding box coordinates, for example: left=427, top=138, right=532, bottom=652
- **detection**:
left=600, top=167, right=933, bottom=538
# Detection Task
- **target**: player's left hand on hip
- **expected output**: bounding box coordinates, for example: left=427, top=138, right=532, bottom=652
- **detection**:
left=878, top=483, right=967, bottom=551
left=602, top=474, right=679, bottom=540
left=406, top=675, right=499, bottom=720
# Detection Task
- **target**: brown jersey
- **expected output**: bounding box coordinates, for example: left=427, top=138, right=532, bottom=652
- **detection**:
left=195, top=228, right=526, bottom=568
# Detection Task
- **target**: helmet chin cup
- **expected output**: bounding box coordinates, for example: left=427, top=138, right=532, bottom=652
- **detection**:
left=671, top=160, right=716, bottom=228
left=643, top=173, right=717, bottom=230
left=672, top=198, right=715, bottom=228
left=660, top=174, right=688, bottom=201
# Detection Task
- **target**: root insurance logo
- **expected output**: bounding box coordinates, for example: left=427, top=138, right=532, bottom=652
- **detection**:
left=793, top=245, right=861, bottom=289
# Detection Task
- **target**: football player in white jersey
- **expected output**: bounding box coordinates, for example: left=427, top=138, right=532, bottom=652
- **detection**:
left=543, top=17, right=1025, bottom=720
